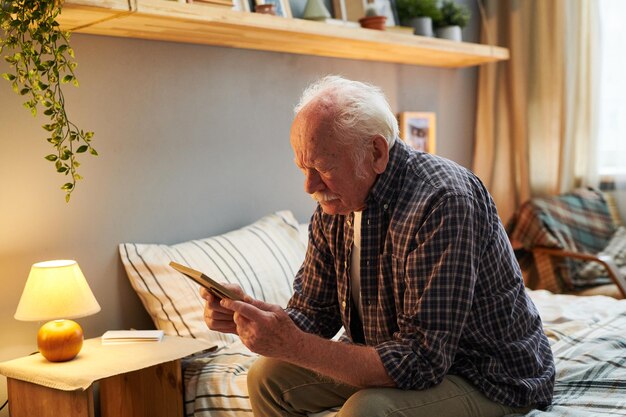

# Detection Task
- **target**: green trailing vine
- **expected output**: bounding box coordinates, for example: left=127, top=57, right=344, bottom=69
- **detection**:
left=1, top=0, right=96, bottom=202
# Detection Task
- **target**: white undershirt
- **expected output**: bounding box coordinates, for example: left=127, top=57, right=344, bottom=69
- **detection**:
left=350, top=211, right=363, bottom=320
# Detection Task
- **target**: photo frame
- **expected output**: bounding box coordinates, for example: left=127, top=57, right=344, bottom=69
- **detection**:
left=256, top=0, right=292, bottom=17
left=398, top=112, right=436, bottom=154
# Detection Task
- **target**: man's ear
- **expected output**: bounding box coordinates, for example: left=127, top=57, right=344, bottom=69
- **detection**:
left=371, top=135, right=389, bottom=174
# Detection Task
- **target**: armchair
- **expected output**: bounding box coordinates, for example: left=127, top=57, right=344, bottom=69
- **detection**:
left=508, top=188, right=626, bottom=299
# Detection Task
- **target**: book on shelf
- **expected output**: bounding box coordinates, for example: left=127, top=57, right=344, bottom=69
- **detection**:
left=101, top=330, right=164, bottom=345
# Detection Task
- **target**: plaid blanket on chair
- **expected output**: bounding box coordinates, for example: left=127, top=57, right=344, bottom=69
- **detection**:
left=508, top=188, right=617, bottom=292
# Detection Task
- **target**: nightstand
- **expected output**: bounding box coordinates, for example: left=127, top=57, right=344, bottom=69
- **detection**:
left=0, top=336, right=211, bottom=417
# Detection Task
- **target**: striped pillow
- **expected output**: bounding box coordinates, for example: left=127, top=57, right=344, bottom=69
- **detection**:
left=119, top=211, right=306, bottom=347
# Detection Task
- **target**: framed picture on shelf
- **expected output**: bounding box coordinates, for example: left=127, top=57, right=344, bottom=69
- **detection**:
left=398, top=112, right=436, bottom=154
left=256, top=0, right=292, bottom=17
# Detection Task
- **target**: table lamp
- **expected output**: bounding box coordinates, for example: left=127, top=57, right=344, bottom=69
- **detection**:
left=14, top=260, right=101, bottom=362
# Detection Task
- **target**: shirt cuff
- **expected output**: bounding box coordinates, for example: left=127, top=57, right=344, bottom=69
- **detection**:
left=285, top=307, right=318, bottom=334
left=374, top=340, right=442, bottom=390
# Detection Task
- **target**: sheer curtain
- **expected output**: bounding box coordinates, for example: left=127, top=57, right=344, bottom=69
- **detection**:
left=473, top=0, right=537, bottom=222
left=559, top=2, right=600, bottom=193
left=597, top=0, right=626, bottom=220
left=473, top=0, right=600, bottom=222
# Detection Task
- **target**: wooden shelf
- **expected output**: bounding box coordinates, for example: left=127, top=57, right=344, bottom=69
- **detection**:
left=58, top=0, right=509, bottom=68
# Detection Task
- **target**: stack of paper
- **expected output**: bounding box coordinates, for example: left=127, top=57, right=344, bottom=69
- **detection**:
left=101, top=330, right=164, bottom=345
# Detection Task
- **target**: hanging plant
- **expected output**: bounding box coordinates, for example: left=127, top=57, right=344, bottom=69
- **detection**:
left=1, top=0, right=96, bottom=202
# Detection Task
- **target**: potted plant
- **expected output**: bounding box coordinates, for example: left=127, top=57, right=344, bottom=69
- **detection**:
left=359, top=3, right=387, bottom=31
left=435, top=0, right=470, bottom=41
left=395, top=0, right=441, bottom=37
left=0, top=0, right=96, bottom=201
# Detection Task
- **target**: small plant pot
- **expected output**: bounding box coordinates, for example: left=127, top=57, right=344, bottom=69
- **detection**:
left=407, top=17, right=433, bottom=37
left=255, top=4, right=276, bottom=15
left=435, top=25, right=462, bottom=41
left=359, top=15, right=387, bottom=31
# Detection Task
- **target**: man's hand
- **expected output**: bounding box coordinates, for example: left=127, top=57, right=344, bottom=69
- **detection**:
left=200, top=284, right=245, bottom=335
left=221, top=297, right=302, bottom=358
left=205, top=288, right=394, bottom=388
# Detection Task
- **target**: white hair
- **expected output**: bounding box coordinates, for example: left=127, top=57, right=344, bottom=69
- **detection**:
left=294, top=75, right=399, bottom=155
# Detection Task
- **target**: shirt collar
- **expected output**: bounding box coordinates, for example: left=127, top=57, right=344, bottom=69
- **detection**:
left=367, top=139, right=409, bottom=210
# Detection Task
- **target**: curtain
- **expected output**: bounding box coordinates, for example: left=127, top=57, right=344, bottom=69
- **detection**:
left=597, top=0, right=626, bottom=224
left=473, top=0, right=532, bottom=223
left=473, top=0, right=599, bottom=222
left=560, top=2, right=600, bottom=192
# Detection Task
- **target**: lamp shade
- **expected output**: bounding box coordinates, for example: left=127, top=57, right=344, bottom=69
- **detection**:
left=14, top=260, right=101, bottom=321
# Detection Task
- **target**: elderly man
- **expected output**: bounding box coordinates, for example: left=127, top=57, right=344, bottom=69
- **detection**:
left=202, top=76, right=555, bottom=417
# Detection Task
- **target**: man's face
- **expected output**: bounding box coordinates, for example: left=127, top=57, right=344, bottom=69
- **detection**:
left=290, top=103, right=377, bottom=215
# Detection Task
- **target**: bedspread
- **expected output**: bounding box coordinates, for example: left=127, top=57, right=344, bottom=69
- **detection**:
left=182, top=340, right=340, bottom=417
left=183, top=341, right=257, bottom=417
left=182, top=290, right=626, bottom=417
left=523, top=309, right=626, bottom=416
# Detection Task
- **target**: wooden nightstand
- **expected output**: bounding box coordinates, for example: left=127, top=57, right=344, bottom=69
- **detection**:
left=0, top=336, right=211, bottom=417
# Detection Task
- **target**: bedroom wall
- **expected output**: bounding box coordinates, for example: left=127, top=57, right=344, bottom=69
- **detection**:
left=0, top=2, right=480, bottom=412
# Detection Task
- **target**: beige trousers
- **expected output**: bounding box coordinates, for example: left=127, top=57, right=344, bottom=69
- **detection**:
left=247, top=357, right=534, bottom=417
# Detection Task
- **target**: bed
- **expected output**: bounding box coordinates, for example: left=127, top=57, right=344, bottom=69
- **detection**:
left=119, top=211, right=626, bottom=417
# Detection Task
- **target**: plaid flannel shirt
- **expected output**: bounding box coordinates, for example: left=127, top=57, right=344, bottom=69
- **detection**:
left=286, top=140, right=555, bottom=408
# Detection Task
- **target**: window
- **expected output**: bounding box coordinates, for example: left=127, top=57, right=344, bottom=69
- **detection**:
left=598, top=0, right=626, bottom=176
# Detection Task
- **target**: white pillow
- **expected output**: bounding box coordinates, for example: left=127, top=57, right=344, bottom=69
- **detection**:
left=119, top=211, right=306, bottom=347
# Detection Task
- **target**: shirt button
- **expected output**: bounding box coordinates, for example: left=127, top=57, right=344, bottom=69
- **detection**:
left=366, top=260, right=370, bottom=266
left=383, top=204, right=389, bottom=210
left=367, top=219, right=371, bottom=225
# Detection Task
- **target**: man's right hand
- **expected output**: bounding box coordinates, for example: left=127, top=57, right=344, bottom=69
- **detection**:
left=200, top=284, right=246, bottom=335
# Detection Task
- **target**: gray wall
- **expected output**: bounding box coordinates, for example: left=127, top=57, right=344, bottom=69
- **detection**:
left=0, top=4, right=480, bottom=412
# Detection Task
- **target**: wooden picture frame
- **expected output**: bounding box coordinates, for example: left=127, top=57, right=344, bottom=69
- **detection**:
left=398, top=112, right=436, bottom=154
left=256, top=0, right=292, bottom=17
